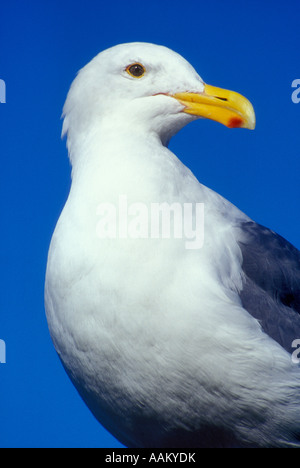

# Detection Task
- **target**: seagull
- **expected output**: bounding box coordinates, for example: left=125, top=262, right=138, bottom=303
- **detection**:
left=45, top=42, right=300, bottom=448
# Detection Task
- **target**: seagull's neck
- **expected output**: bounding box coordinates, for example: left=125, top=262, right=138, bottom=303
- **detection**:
left=65, top=122, right=249, bottom=227
left=68, top=124, right=184, bottom=202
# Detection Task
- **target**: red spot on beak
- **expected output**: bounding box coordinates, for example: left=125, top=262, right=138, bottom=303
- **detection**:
left=228, top=117, right=243, bottom=128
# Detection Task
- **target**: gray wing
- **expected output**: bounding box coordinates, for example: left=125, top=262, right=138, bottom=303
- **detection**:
left=237, top=221, right=300, bottom=354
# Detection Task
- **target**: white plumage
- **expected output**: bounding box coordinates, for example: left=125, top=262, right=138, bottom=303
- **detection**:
left=45, top=42, right=300, bottom=447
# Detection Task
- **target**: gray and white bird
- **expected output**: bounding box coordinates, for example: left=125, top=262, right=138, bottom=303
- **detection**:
left=45, top=42, right=300, bottom=448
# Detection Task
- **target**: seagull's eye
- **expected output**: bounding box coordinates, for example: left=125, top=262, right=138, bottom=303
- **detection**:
left=126, top=63, right=146, bottom=78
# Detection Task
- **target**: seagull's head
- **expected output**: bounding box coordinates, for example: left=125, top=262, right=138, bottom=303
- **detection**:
left=62, top=42, right=255, bottom=153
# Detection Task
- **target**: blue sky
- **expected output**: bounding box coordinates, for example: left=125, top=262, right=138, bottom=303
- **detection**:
left=0, top=0, right=299, bottom=448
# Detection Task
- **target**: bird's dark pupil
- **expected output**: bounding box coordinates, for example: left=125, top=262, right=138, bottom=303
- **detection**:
left=130, top=64, right=143, bottom=76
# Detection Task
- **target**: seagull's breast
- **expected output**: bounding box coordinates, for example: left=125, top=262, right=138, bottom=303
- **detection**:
left=45, top=141, right=268, bottom=448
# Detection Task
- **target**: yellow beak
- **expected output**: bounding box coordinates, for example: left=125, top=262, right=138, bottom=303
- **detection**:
left=172, top=84, right=255, bottom=129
